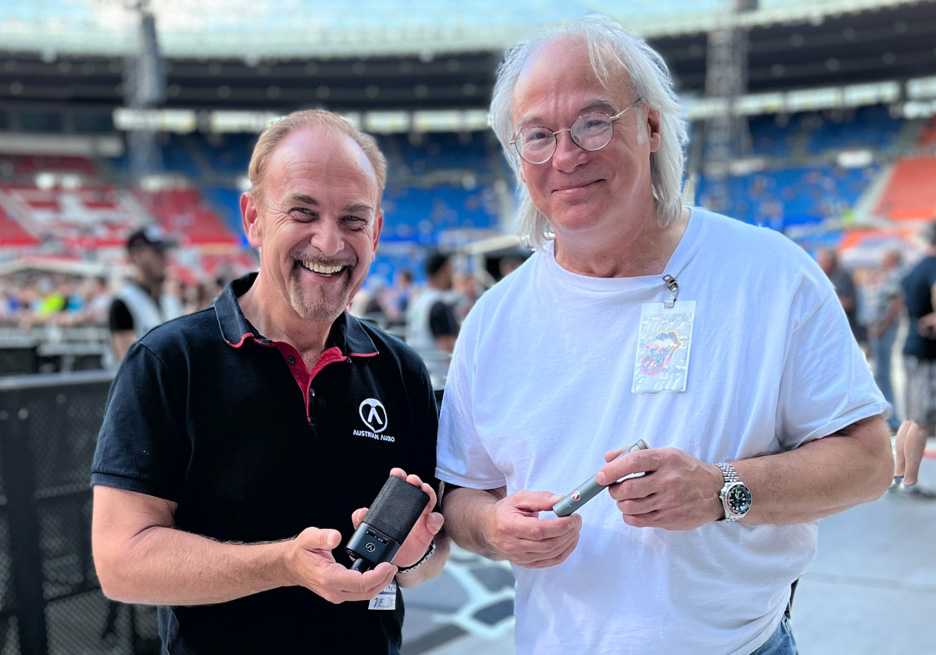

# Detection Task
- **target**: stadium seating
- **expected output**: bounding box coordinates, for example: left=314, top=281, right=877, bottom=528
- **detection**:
left=136, top=188, right=239, bottom=247
left=696, top=164, right=878, bottom=231
left=919, top=117, right=936, bottom=148
left=0, top=201, right=39, bottom=247
left=0, top=185, right=141, bottom=248
left=0, top=154, right=97, bottom=178
left=804, top=105, right=902, bottom=155
left=875, top=156, right=936, bottom=222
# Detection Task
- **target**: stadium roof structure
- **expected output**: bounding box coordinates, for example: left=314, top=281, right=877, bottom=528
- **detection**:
left=0, top=0, right=935, bottom=120
left=0, top=0, right=928, bottom=58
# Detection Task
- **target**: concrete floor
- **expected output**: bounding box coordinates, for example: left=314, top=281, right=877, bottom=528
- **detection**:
left=402, top=441, right=936, bottom=655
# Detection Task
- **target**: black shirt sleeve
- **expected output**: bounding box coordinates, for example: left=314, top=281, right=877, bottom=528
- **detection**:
left=91, top=342, right=190, bottom=502
left=428, top=300, right=458, bottom=339
left=108, top=298, right=135, bottom=333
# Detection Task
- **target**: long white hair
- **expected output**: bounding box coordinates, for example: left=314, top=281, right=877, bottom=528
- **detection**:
left=489, top=15, right=688, bottom=249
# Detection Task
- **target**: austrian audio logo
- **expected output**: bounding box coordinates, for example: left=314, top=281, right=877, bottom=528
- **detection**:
left=353, top=398, right=396, bottom=443
left=359, top=398, right=388, bottom=433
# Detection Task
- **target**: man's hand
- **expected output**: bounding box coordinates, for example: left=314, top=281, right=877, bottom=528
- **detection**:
left=351, top=468, right=444, bottom=569
left=598, top=447, right=724, bottom=530
left=918, top=312, right=936, bottom=339
left=480, top=491, right=581, bottom=568
left=282, top=528, right=396, bottom=604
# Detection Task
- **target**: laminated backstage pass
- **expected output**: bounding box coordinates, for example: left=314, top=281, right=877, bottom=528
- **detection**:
left=369, top=580, right=397, bottom=610
left=632, top=300, right=695, bottom=394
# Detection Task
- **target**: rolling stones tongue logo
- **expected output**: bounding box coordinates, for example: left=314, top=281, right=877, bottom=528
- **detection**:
left=639, top=331, right=681, bottom=377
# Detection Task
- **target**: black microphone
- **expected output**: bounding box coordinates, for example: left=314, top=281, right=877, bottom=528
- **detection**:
left=347, top=475, right=429, bottom=572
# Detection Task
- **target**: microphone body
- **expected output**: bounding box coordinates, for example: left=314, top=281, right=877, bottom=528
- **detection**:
left=347, top=476, right=429, bottom=572
left=553, top=439, right=649, bottom=517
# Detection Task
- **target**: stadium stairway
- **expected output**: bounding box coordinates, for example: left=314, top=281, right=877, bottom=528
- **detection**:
left=853, top=163, right=894, bottom=222
left=0, top=201, right=39, bottom=247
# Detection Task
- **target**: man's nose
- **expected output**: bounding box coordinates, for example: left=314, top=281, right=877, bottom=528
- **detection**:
left=551, top=131, right=588, bottom=173
left=311, top=218, right=344, bottom=257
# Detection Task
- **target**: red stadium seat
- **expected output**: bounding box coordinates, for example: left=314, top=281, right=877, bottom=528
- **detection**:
left=875, top=157, right=936, bottom=222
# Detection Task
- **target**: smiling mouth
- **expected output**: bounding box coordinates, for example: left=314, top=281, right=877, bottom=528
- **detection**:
left=296, top=259, right=350, bottom=277
left=553, top=180, right=604, bottom=193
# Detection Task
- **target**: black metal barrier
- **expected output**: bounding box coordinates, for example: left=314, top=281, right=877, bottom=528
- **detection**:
left=0, top=371, right=157, bottom=655
left=0, top=344, right=39, bottom=377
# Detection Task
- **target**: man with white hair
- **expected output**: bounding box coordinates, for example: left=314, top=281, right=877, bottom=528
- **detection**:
left=437, top=16, right=893, bottom=655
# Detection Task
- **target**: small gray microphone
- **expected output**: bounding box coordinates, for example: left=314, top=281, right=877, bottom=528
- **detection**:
left=552, top=439, right=649, bottom=517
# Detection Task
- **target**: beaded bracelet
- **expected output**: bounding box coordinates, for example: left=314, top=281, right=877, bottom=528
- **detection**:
left=397, top=540, right=437, bottom=574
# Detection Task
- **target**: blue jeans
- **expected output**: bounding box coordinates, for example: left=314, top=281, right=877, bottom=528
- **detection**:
left=751, top=617, right=798, bottom=655
left=871, top=323, right=900, bottom=429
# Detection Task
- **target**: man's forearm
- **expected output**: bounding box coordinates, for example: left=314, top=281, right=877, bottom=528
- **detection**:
left=734, top=416, right=893, bottom=525
left=97, top=525, right=290, bottom=606
left=441, top=487, right=503, bottom=559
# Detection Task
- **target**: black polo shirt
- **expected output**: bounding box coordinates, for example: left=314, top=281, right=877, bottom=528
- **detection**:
left=91, top=273, right=438, bottom=654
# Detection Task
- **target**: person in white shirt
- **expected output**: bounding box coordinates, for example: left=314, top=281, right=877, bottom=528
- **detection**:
left=436, top=16, right=894, bottom=655
left=406, top=251, right=459, bottom=388
left=108, top=225, right=183, bottom=361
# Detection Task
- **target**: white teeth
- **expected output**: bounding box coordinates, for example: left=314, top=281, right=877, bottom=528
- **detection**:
left=301, top=260, right=344, bottom=275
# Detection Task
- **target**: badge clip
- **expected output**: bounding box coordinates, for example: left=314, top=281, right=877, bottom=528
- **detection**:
left=662, top=274, right=679, bottom=309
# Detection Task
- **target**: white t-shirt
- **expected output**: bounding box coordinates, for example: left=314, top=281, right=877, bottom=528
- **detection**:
left=436, top=208, right=887, bottom=655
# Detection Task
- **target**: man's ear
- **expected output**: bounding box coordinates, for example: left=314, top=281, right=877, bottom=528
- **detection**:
left=647, top=108, right=662, bottom=152
left=241, top=192, right=263, bottom=249
left=371, top=207, right=384, bottom=253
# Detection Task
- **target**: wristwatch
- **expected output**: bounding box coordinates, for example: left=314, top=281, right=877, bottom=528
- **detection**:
left=716, top=462, right=752, bottom=521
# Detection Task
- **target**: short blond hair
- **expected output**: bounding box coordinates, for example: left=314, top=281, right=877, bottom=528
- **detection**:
left=247, top=109, right=387, bottom=199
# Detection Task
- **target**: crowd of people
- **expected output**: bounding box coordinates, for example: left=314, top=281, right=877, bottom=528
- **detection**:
left=817, top=234, right=936, bottom=498
left=0, top=267, right=232, bottom=332
left=0, top=274, right=111, bottom=329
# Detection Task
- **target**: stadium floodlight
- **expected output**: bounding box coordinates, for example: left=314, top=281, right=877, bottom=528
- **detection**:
left=114, top=108, right=197, bottom=133
left=736, top=93, right=784, bottom=115
left=908, top=76, right=936, bottom=99
left=900, top=100, right=936, bottom=119
left=209, top=110, right=281, bottom=133
left=364, top=111, right=410, bottom=134
left=843, top=82, right=899, bottom=107
left=786, top=87, right=842, bottom=112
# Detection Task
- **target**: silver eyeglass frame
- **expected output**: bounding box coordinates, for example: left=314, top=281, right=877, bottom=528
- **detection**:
left=510, top=96, right=644, bottom=165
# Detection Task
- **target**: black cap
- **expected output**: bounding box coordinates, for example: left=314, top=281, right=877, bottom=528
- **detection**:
left=126, top=225, right=175, bottom=252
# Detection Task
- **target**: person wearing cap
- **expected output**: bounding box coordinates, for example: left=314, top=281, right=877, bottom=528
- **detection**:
left=108, top=225, right=184, bottom=361
left=436, top=17, right=894, bottom=655
left=91, top=110, right=448, bottom=653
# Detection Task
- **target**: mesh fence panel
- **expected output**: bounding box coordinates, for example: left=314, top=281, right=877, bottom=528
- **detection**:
left=0, top=617, right=20, bottom=655
left=0, top=373, right=158, bottom=655
left=47, top=594, right=130, bottom=655
left=0, top=510, right=16, bottom=655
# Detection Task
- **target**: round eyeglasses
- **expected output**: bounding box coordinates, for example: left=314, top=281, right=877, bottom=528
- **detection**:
left=510, top=97, right=643, bottom=165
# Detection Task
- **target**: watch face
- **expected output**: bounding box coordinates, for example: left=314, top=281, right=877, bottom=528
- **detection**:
left=727, top=483, right=752, bottom=516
